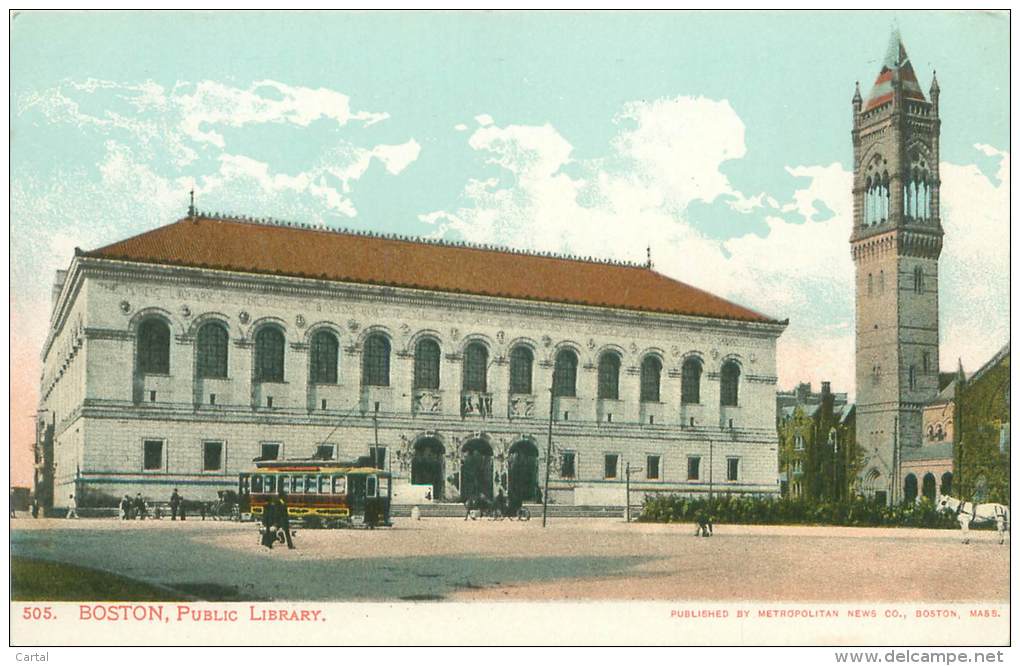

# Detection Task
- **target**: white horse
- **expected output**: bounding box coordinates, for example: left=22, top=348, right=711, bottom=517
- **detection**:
left=937, top=494, right=1010, bottom=545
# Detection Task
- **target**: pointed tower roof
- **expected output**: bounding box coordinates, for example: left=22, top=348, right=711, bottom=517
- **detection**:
left=864, top=29, right=927, bottom=111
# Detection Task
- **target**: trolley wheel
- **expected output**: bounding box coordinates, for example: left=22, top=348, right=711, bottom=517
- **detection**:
left=518, top=508, right=531, bottom=521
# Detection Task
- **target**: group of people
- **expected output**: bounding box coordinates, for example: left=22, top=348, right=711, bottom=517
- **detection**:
left=119, top=493, right=153, bottom=520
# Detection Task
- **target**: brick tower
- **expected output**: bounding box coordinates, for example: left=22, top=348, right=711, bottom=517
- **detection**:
left=850, top=30, right=943, bottom=504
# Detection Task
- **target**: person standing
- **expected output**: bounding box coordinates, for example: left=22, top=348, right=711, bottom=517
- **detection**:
left=31, top=497, right=40, bottom=519
left=179, top=493, right=187, bottom=521
left=66, top=493, right=78, bottom=519
left=260, top=497, right=278, bottom=549
left=277, top=490, right=295, bottom=550
left=134, top=493, right=147, bottom=520
left=119, top=494, right=131, bottom=520
left=169, top=488, right=181, bottom=520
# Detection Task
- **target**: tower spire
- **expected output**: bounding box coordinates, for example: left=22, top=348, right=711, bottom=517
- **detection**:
left=188, top=189, right=195, bottom=217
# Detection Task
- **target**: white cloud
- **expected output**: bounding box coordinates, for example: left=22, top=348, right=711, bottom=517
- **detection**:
left=423, top=101, right=1009, bottom=399
left=372, top=140, right=422, bottom=175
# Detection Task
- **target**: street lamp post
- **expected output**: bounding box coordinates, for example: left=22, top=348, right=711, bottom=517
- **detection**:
left=625, top=462, right=643, bottom=522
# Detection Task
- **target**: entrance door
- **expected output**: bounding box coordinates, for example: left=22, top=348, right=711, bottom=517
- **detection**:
left=411, top=438, right=445, bottom=499
left=348, top=475, right=367, bottom=514
left=508, top=440, right=540, bottom=503
left=460, top=439, right=494, bottom=501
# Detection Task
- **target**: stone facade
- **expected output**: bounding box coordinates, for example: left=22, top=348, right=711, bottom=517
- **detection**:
left=37, top=239, right=786, bottom=509
left=776, top=382, right=856, bottom=501
left=850, top=33, right=943, bottom=504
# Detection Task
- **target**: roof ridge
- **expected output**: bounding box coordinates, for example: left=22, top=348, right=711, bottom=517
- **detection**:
left=188, top=209, right=649, bottom=270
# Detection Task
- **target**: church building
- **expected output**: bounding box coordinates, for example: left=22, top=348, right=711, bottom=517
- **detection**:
left=36, top=212, right=787, bottom=510
left=850, top=30, right=944, bottom=504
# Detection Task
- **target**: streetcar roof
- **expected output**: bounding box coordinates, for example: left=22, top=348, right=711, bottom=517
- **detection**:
left=246, top=459, right=390, bottom=475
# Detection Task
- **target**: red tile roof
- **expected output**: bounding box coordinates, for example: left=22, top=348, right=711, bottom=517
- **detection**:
left=83, top=215, right=782, bottom=324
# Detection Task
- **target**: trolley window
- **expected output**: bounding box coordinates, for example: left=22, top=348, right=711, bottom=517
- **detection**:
left=293, top=476, right=305, bottom=493
left=367, top=475, right=378, bottom=498
left=279, top=475, right=289, bottom=493
left=318, top=476, right=329, bottom=493
left=378, top=476, right=390, bottom=497
left=305, top=475, right=318, bottom=494
left=252, top=475, right=263, bottom=493
left=332, top=475, right=347, bottom=495
left=265, top=475, right=277, bottom=494
left=239, top=474, right=250, bottom=495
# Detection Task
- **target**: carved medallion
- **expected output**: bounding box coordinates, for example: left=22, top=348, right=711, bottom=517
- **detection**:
left=630, top=342, right=639, bottom=354
left=450, top=327, right=460, bottom=341
left=542, top=335, right=552, bottom=348
left=347, top=319, right=360, bottom=333
left=119, top=300, right=131, bottom=314
left=180, top=305, right=191, bottom=318
left=587, top=338, right=596, bottom=351
left=296, top=314, right=306, bottom=328
left=239, top=311, right=250, bottom=324
left=497, top=330, right=506, bottom=344
left=671, top=345, right=681, bottom=358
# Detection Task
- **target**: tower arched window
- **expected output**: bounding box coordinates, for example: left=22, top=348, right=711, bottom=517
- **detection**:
left=462, top=342, right=488, bottom=392
left=362, top=334, right=390, bottom=387
left=640, top=355, right=662, bottom=403
left=196, top=321, right=229, bottom=379
left=597, top=352, right=620, bottom=400
left=254, top=326, right=285, bottom=383
left=309, top=329, right=339, bottom=384
left=908, top=365, right=917, bottom=391
left=509, top=346, right=533, bottom=394
left=867, top=273, right=873, bottom=296
left=413, top=339, right=441, bottom=390
left=913, top=266, right=924, bottom=294
left=922, top=351, right=931, bottom=374
left=681, top=357, right=702, bottom=404
left=552, top=349, right=578, bottom=398
left=137, top=318, right=171, bottom=375
left=720, top=360, right=741, bottom=407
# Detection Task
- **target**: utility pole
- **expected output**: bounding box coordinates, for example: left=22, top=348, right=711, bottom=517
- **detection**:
left=891, top=415, right=899, bottom=505
left=708, top=439, right=714, bottom=504
left=542, top=388, right=554, bottom=528
left=625, top=462, right=643, bottom=522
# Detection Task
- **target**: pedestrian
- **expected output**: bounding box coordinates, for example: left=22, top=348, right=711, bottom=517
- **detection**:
left=66, top=493, right=78, bottom=519
left=134, top=493, right=147, bottom=520
left=277, top=490, right=295, bottom=550
left=261, top=497, right=278, bottom=549
left=119, top=494, right=130, bottom=520
left=179, top=494, right=187, bottom=521
left=169, top=488, right=181, bottom=520
left=31, top=497, right=40, bottom=519
left=199, top=502, right=207, bottom=521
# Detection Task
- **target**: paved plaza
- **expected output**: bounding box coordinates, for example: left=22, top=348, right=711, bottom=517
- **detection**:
left=10, top=517, right=1009, bottom=602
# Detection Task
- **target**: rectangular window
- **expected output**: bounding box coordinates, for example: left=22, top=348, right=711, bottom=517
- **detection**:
left=367, top=476, right=378, bottom=498
left=646, top=455, right=660, bottom=480
left=369, top=446, right=387, bottom=469
left=727, top=457, right=739, bottom=482
left=265, top=475, right=277, bottom=493
left=795, top=435, right=804, bottom=450
left=314, top=444, right=335, bottom=460
left=305, top=475, right=318, bottom=494
left=687, top=456, right=701, bottom=481
left=292, top=476, right=305, bottom=493
left=560, top=451, right=576, bottom=479
left=203, top=441, right=224, bottom=472
left=143, top=439, right=163, bottom=471
left=260, top=442, right=281, bottom=461
left=604, top=454, right=619, bottom=480
left=332, top=475, right=347, bottom=495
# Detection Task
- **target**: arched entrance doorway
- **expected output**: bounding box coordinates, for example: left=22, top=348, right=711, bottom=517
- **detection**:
left=508, top=440, right=541, bottom=503
left=903, top=474, right=918, bottom=504
left=460, top=439, right=494, bottom=501
left=411, top=438, right=445, bottom=499
left=922, top=473, right=937, bottom=502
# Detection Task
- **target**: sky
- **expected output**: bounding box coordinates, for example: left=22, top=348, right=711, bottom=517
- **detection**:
left=9, top=10, right=1009, bottom=486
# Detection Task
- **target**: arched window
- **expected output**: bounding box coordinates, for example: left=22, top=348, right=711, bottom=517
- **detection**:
left=597, top=352, right=620, bottom=400
left=640, top=355, right=662, bottom=403
left=509, top=346, right=533, bottom=394
left=309, top=330, right=339, bottom=384
left=681, top=357, right=702, bottom=404
left=552, top=349, right=578, bottom=398
left=914, top=266, right=924, bottom=294
left=254, top=326, right=285, bottom=383
left=867, top=273, right=873, bottom=296
left=922, top=351, right=930, bottom=374
left=137, top=318, right=171, bottom=375
left=903, top=474, right=918, bottom=504
left=413, top=339, right=441, bottom=390
left=196, top=321, right=229, bottom=379
left=908, top=365, right=917, bottom=391
left=462, top=342, right=488, bottom=392
left=720, top=360, right=740, bottom=407
left=362, top=334, right=390, bottom=387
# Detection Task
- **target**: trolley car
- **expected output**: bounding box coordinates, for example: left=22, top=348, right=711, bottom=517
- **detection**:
left=239, top=459, right=392, bottom=528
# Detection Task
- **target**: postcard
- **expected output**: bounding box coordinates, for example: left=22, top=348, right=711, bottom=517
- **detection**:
left=8, top=9, right=1010, bottom=652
